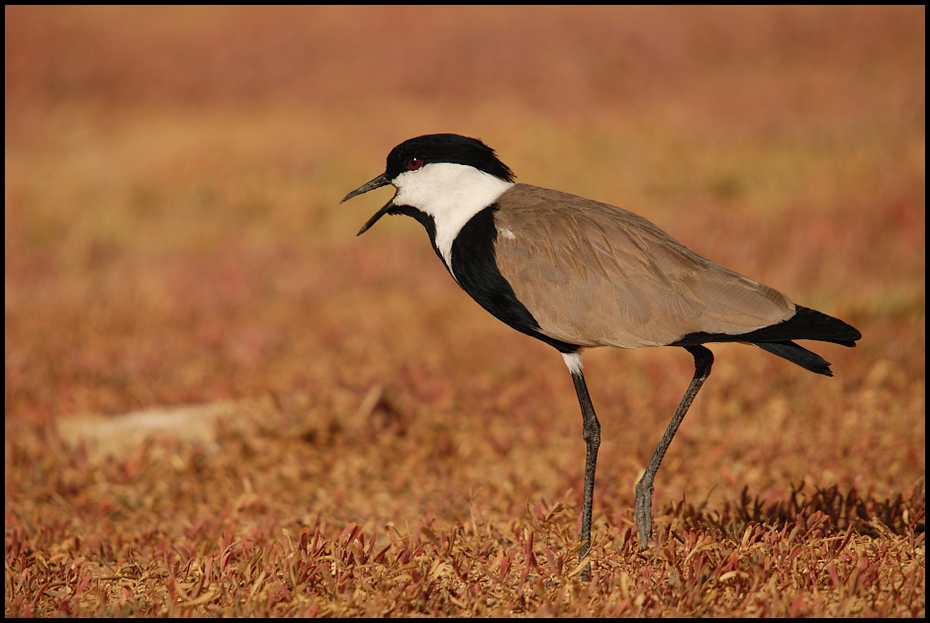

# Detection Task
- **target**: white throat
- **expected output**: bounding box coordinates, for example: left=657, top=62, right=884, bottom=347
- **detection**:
left=392, top=162, right=514, bottom=277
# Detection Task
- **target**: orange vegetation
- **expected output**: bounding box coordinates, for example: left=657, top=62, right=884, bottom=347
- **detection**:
left=5, top=6, right=924, bottom=616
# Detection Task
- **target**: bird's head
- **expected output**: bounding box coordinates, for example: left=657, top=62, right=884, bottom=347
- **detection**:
left=341, top=133, right=515, bottom=235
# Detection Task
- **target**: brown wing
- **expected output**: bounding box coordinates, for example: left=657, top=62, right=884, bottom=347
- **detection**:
left=493, top=184, right=794, bottom=348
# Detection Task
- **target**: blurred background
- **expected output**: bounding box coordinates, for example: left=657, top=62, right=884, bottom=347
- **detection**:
left=4, top=8, right=924, bottom=615
left=5, top=4, right=924, bottom=514
left=6, top=6, right=923, bottom=418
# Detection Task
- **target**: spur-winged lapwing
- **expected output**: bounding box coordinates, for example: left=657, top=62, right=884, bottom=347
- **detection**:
left=342, top=133, right=861, bottom=572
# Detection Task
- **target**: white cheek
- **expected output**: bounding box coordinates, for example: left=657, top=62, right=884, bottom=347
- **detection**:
left=393, top=163, right=514, bottom=275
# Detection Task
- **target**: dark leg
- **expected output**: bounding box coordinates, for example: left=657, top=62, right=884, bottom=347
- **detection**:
left=569, top=365, right=600, bottom=578
left=634, top=345, right=714, bottom=551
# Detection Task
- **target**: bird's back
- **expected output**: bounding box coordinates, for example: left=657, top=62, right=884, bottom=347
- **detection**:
left=492, top=184, right=795, bottom=349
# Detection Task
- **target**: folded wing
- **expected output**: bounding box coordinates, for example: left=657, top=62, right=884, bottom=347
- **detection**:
left=493, top=184, right=795, bottom=349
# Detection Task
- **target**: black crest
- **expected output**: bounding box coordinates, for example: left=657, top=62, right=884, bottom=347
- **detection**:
left=384, top=134, right=516, bottom=182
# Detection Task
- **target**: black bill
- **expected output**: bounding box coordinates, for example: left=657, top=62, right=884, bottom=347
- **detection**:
left=356, top=200, right=395, bottom=235
left=340, top=173, right=396, bottom=235
left=340, top=173, right=390, bottom=204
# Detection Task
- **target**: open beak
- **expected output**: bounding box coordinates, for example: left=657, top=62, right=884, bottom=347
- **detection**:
left=341, top=173, right=390, bottom=203
left=340, top=173, right=395, bottom=235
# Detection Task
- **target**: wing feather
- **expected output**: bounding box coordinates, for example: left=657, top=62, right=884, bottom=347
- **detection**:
left=493, top=184, right=794, bottom=348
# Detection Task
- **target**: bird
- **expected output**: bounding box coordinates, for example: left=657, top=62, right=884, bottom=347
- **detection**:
left=341, top=133, right=861, bottom=575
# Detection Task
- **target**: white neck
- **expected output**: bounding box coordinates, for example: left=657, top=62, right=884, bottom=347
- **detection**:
left=392, top=162, right=514, bottom=276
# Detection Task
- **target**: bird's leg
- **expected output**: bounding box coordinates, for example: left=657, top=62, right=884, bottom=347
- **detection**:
left=634, top=345, right=714, bottom=551
left=564, top=352, right=600, bottom=579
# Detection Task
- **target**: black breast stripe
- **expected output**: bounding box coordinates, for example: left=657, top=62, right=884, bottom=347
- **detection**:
left=450, top=205, right=579, bottom=353
left=385, top=204, right=446, bottom=267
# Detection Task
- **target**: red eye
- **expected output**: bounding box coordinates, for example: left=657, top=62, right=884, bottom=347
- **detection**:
left=406, top=157, right=424, bottom=171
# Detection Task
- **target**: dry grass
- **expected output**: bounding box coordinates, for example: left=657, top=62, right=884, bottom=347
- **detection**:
left=5, top=6, right=925, bottom=617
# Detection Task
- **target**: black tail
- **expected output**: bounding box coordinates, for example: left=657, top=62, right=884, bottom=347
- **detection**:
left=672, top=305, right=861, bottom=376
left=749, top=306, right=861, bottom=376
left=754, top=340, right=834, bottom=376
left=745, top=305, right=862, bottom=347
